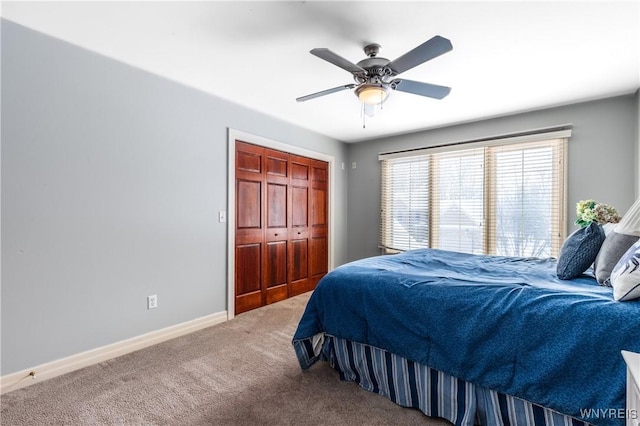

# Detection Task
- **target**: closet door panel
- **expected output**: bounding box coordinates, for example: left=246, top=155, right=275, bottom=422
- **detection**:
left=289, top=238, right=309, bottom=295
left=235, top=243, right=262, bottom=313
left=308, top=159, right=329, bottom=289
left=265, top=154, right=287, bottom=177
left=291, top=186, right=308, bottom=228
left=291, top=161, right=309, bottom=181
left=310, top=187, right=327, bottom=227
left=265, top=240, right=288, bottom=304
left=267, top=183, right=287, bottom=229
left=309, top=237, right=328, bottom=277
left=236, top=180, right=261, bottom=230
left=237, top=149, right=261, bottom=173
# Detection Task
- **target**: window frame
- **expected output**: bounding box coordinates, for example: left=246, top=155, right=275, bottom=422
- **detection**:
left=379, top=128, right=570, bottom=257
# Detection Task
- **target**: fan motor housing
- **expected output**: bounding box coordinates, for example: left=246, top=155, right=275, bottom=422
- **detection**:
left=355, top=57, right=392, bottom=84
left=357, top=57, right=390, bottom=74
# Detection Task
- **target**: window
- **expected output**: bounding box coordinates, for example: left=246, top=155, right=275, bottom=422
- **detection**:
left=380, top=130, right=569, bottom=257
left=380, top=156, right=431, bottom=251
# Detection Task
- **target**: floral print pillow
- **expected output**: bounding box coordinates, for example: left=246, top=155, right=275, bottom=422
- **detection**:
left=611, top=239, right=640, bottom=301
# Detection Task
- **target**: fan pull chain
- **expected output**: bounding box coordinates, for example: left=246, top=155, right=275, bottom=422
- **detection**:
left=362, top=103, right=366, bottom=128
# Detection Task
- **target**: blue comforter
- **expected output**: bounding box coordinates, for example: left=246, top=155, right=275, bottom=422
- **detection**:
left=293, top=249, right=640, bottom=425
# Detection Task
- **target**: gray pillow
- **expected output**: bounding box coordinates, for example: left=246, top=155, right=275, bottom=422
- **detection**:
left=556, top=222, right=606, bottom=280
left=594, top=231, right=640, bottom=286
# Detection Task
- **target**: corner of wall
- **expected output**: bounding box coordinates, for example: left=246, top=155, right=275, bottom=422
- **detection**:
left=635, top=89, right=640, bottom=199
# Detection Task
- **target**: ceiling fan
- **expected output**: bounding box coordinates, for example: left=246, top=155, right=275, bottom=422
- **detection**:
left=296, top=35, right=453, bottom=107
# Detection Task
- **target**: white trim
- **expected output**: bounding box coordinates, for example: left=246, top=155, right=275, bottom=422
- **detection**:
left=0, top=310, right=227, bottom=394
left=227, top=128, right=336, bottom=320
left=378, top=127, right=573, bottom=160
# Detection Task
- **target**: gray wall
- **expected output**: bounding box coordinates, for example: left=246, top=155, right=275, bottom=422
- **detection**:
left=347, top=95, right=639, bottom=261
left=1, top=20, right=349, bottom=374
left=636, top=89, right=640, bottom=197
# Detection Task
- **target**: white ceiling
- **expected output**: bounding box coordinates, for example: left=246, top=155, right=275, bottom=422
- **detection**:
left=2, top=1, right=639, bottom=143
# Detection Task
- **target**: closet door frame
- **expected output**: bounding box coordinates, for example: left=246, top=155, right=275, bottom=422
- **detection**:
left=227, top=129, right=335, bottom=319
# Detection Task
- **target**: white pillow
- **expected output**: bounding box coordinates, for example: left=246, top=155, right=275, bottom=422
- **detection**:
left=615, top=198, right=640, bottom=237
left=610, top=239, right=640, bottom=301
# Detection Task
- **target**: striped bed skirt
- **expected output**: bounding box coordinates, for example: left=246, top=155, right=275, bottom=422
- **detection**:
left=293, top=334, right=590, bottom=426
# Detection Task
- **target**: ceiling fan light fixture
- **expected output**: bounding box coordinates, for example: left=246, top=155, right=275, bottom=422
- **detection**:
left=355, top=83, right=389, bottom=105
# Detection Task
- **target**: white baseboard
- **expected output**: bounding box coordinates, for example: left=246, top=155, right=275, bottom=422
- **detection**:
left=0, top=310, right=228, bottom=394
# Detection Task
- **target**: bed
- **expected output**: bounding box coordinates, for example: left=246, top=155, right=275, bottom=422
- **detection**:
left=292, top=248, right=640, bottom=426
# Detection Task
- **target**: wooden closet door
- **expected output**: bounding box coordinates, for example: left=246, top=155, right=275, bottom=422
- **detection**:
left=288, top=155, right=311, bottom=296
left=235, top=141, right=264, bottom=314
left=263, top=148, right=289, bottom=305
left=234, top=141, right=329, bottom=314
left=308, top=159, right=329, bottom=290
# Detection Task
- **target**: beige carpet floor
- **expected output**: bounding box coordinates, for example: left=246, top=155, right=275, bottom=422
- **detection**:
left=1, top=292, right=452, bottom=425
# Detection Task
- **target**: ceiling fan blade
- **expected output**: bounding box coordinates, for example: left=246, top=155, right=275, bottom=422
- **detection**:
left=391, top=79, right=451, bottom=99
left=310, top=48, right=367, bottom=75
left=296, top=84, right=357, bottom=102
left=387, top=36, right=453, bottom=75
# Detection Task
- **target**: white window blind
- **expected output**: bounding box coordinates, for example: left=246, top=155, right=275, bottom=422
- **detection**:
left=380, top=131, right=568, bottom=257
left=432, top=148, right=485, bottom=254
left=487, top=140, right=565, bottom=257
left=380, top=156, right=430, bottom=251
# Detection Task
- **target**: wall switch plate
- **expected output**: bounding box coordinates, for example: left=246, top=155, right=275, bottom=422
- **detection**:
left=218, top=211, right=226, bottom=223
left=147, top=295, right=158, bottom=309
left=352, top=162, right=357, bottom=169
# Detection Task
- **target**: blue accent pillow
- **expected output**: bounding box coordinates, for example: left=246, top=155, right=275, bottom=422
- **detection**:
left=556, top=222, right=606, bottom=280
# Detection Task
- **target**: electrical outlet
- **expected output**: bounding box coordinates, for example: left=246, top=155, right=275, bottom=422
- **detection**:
left=147, top=294, right=158, bottom=309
